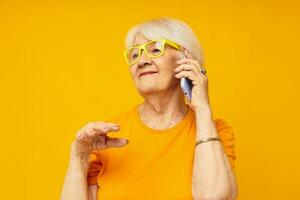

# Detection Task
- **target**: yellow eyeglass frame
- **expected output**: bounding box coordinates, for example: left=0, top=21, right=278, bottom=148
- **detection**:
left=123, top=38, right=182, bottom=65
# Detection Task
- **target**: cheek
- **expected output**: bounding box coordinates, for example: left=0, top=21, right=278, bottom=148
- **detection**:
left=129, top=67, right=137, bottom=79
left=156, top=56, right=177, bottom=75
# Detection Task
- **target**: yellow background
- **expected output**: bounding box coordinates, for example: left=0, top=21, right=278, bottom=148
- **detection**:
left=0, top=0, right=299, bottom=199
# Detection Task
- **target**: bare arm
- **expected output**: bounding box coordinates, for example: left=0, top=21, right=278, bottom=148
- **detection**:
left=192, top=108, right=238, bottom=200
left=61, top=121, right=128, bottom=200
left=61, top=143, right=90, bottom=200
left=173, top=47, right=238, bottom=199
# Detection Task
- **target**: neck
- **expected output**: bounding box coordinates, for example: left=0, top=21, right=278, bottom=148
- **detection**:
left=138, top=87, right=189, bottom=129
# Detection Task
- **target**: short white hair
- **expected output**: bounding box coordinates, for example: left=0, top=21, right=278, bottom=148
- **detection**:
left=125, top=17, right=205, bottom=66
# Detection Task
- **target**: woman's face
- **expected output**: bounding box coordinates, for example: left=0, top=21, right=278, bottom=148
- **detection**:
left=129, top=34, right=182, bottom=96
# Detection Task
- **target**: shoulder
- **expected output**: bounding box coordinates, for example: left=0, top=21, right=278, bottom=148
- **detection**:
left=213, top=118, right=235, bottom=141
left=213, top=118, right=237, bottom=169
left=214, top=118, right=233, bottom=131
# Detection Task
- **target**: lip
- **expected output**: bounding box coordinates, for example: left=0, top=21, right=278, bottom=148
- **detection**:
left=139, top=71, right=158, bottom=77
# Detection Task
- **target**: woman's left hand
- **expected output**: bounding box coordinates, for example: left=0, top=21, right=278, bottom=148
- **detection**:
left=174, top=49, right=211, bottom=113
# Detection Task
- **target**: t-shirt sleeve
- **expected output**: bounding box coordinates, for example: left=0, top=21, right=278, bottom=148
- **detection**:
left=215, top=118, right=237, bottom=170
left=87, top=150, right=105, bottom=186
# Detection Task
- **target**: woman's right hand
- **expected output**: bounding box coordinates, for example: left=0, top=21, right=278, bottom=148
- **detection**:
left=71, top=121, right=129, bottom=156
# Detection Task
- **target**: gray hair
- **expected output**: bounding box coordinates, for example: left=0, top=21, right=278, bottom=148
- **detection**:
left=125, top=17, right=205, bottom=66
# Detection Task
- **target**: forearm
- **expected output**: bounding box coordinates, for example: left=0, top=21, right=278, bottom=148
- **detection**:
left=192, top=107, right=237, bottom=200
left=61, top=144, right=91, bottom=200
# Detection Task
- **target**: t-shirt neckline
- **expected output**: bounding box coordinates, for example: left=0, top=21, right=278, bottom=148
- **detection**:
left=133, top=103, right=193, bottom=134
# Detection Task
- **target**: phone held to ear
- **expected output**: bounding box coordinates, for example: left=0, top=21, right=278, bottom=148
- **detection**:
left=179, top=51, right=193, bottom=102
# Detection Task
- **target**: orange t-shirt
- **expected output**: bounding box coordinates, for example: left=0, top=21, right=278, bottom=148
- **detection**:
left=87, top=104, right=236, bottom=199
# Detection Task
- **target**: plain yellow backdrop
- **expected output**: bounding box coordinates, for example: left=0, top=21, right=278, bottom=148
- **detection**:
left=0, top=0, right=299, bottom=199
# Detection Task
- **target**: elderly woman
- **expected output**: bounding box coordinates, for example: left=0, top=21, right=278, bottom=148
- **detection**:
left=61, top=18, right=238, bottom=200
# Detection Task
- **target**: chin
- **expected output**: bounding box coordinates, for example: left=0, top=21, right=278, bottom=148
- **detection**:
left=137, top=83, right=164, bottom=95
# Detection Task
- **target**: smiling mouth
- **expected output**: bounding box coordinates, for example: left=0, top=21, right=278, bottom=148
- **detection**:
left=139, top=72, right=158, bottom=77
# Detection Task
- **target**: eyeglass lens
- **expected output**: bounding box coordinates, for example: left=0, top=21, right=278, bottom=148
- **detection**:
left=127, top=41, right=165, bottom=64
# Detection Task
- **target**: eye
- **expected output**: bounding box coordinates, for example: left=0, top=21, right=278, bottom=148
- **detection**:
left=151, top=48, right=161, bottom=53
left=132, top=53, right=138, bottom=59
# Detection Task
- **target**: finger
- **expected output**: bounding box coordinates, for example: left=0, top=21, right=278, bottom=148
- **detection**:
left=93, top=121, right=120, bottom=129
left=174, top=64, right=200, bottom=74
left=77, top=122, right=100, bottom=139
left=76, top=126, right=92, bottom=141
left=77, top=122, right=120, bottom=142
left=91, top=135, right=127, bottom=150
left=106, top=137, right=129, bottom=148
left=175, top=70, right=207, bottom=87
left=184, top=49, right=193, bottom=59
left=90, top=122, right=121, bottom=136
left=176, top=58, right=201, bottom=69
left=102, top=121, right=121, bottom=127
left=175, top=66, right=207, bottom=79
left=174, top=70, right=198, bottom=81
left=200, top=67, right=207, bottom=76
left=176, top=59, right=202, bottom=74
left=92, top=135, right=108, bottom=150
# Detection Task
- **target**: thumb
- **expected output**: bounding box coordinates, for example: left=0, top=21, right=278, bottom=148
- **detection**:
left=106, top=137, right=129, bottom=148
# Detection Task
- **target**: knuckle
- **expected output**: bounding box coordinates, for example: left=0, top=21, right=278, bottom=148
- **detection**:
left=85, top=126, right=95, bottom=136
left=102, top=126, right=109, bottom=132
left=76, top=131, right=83, bottom=139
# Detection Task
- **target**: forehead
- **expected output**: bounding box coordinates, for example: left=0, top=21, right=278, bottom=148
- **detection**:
left=133, top=34, right=151, bottom=46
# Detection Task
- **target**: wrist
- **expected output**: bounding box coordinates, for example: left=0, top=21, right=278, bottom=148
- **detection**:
left=196, top=131, right=219, bottom=140
left=194, top=105, right=213, bottom=119
left=195, top=136, right=221, bottom=147
left=70, top=142, right=90, bottom=162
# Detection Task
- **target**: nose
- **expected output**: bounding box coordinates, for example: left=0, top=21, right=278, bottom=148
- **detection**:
left=137, top=49, right=152, bottom=68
